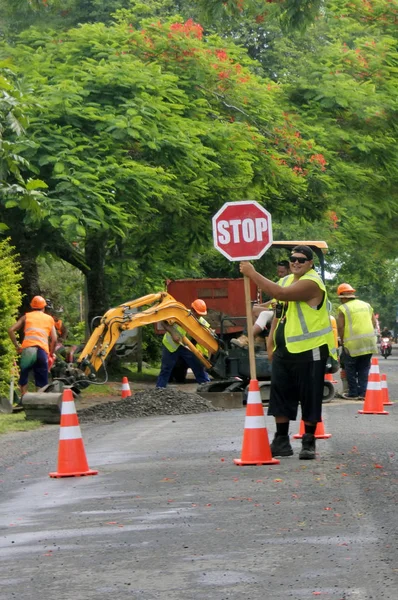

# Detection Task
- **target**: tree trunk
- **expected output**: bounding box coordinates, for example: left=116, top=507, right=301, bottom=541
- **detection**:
left=9, top=232, right=41, bottom=315
left=85, top=232, right=109, bottom=330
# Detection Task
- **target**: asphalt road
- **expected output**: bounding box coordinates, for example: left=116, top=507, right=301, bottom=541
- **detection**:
left=0, top=351, right=397, bottom=600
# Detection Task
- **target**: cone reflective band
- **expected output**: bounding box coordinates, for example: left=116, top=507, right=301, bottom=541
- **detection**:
left=121, top=376, right=132, bottom=399
left=293, top=418, right=331, bottom=440
left=358, top=358, right=389, bottom=415
left=49, top=388, right=98, bottom=478
left=381, top=374, right=393, bottom=406
left=234, top=379, right=279, bottom=466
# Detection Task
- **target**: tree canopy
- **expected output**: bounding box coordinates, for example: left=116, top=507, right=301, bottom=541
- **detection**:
left=0, top=0, right=397, bottom=331
left=1, top=13, right=337, bottom=318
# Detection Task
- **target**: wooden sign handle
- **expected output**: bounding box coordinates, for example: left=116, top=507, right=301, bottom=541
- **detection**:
left=244, top=275, right=256, bottom=381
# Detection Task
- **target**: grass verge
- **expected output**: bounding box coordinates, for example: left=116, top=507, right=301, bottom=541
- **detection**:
left=0, top=412, right=42, bottom=434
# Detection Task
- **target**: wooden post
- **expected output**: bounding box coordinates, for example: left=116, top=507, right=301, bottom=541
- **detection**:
left=136, top=328, right=143, bottom=374
left=244, top=275, right=256, bottom=381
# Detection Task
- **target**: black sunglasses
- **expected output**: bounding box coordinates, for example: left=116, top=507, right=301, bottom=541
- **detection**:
left=289, top=256, right=309, bottom=264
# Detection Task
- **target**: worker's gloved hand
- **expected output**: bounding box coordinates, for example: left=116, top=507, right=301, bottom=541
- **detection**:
left=171, top=333, right=182, bottom=344
left=240, top=261, right=256, bottom=278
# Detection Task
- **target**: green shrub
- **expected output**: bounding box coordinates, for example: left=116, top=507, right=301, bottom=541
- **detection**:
left=0, top=239, right=22, bottom=398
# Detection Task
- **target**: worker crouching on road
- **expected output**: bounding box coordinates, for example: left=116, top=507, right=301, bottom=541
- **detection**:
left=336, top=283, right=377, bottom=400
left=8, top=296, right=57, bottom=397
left=156, top=299, right=211, bottom=389
left=240, top=245, right=337, bottom=460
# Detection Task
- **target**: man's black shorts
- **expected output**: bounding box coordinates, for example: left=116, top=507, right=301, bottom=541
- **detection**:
left=268, top=352, right=327, bottom=422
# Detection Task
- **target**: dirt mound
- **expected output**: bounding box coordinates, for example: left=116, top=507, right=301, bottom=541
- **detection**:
left=78, top=387, right=218, bottom=422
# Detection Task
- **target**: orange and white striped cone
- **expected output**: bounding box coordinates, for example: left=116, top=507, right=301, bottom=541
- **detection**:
left=358, top=358, right=389, bottom=415
left=234, top=379, right=279, bottom=466
left=121, top=376, right=132, bottom=399
left=381, top=374, right=393, bottom=406
left=293, top=417, right=331, bottom=440
left=325, top=372, right=338, bottom=384
left=49, top=388, right=98, bottom=478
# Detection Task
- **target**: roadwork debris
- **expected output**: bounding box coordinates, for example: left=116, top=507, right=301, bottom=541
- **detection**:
left=78, top=387, right=218, bottom=422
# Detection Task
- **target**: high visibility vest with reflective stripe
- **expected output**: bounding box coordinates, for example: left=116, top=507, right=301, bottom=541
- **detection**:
left=284, top=270, right=336, bottom=356
left=338, top=299, right=377, bottom=356
left=22, top=311, right=54, bottom=354
left=195, top=316, right=211, bottom=358
left=55, top=319, right=63, bottom=335
left=270, top=274, right=294, bottom=304
left=162, top=324, right=186, bottom=353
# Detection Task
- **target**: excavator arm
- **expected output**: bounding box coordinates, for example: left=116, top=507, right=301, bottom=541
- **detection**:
left=77, top=292, right=220, bottom=377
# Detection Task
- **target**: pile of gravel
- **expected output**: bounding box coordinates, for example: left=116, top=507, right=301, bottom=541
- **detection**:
left=78, top=388, right=218, bottom=422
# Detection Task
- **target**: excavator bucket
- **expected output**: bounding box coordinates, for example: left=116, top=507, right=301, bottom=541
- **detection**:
left=23, top=381, right=65, bottom=424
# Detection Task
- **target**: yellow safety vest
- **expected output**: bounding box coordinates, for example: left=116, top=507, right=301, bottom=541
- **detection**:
left=195, top=316, right=211, bottom=358
left=270, top=274, right=294, bottom=304
left=337, top=299, right=377, bottom=356
left=162, top=324, right=186, bottom=353
left=162, top=317, right=211, bottom=356
left=282, top=269, right=336, bottom=356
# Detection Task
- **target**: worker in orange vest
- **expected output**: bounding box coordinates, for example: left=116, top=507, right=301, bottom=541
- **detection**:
left=45, top=299, right=68, bottom=342
left=8, top=296, right=57, bottom=397
left=53, top=315, right=68, bottom=342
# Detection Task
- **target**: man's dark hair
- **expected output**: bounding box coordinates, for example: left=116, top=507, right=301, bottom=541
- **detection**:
left=291, top=245, right=314, bottom=260
left=277, top=260, right=290, bottom=268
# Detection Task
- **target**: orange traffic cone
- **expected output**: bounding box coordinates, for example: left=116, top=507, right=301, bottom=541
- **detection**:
left=358, top=358, right=389, bottom=415
left=381, top=374, right=393, bottom=406
left=293, top=418, right=332, bottom=440
left=121, top=376, right=132, bottom=399
left=49, top=388, right=98, bottom=478
left=325, top=372, right=338, bottom=384
left=234, top=379, right=279, bottom=466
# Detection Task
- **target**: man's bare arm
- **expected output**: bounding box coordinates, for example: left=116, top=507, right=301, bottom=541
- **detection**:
left=8, top=316, right=25, bottom=352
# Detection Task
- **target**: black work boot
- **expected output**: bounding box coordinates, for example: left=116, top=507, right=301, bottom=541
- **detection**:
left=270, top=434, right=293, bottom=457
left=299, top=433, right=316, bottom=460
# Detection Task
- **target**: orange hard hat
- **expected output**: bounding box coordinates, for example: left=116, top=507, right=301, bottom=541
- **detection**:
left=191, top=299, right=207, bottom=315
left=30, top=295, right=47, bottom=309
left=337, top=283, right=356, bottom=297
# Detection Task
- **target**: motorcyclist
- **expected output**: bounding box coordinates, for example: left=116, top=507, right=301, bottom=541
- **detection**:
left=380, top=327, right=392, bottom=340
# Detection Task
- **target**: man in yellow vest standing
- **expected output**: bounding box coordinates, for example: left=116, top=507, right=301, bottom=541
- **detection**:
left=8, top=296, right=57, bottom=397
left=336, top=283, right=377, bottom=400
left=240, top=245, right=336, bottom=460
left=156, top=299, right=212, bottom=388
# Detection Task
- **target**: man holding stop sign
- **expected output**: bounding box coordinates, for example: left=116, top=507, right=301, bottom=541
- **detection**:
left=240, top=245, right=337, bottom=460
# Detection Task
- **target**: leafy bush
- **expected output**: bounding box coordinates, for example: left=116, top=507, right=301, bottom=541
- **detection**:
left=0, top=239, right=22, bottom=398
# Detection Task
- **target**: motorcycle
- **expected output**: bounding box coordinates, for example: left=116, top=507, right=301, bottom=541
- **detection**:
left=380, top=337, right=392, bottom=359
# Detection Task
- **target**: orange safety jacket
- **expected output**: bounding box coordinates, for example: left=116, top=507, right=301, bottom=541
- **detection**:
left=54, top=319, right=63, bottom=336
left=22, top=311, right=55, bottom=354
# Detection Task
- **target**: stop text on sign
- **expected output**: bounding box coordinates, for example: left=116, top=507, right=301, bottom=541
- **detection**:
left=212, top=200, right=273, bottom=261
left=216, top=218, right=268, bottom=245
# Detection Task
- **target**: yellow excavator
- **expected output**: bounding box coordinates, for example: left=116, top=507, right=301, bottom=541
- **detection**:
left=21, top=292, right=227, bottom=422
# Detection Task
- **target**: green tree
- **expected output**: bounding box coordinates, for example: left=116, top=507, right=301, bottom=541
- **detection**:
left=0, top=64, right=50, bottom=309
left=2, top=15, right=335, bottom=322
left=204, top=0, right=398, bottom=290
left=0, top=239, right=22, bottom=400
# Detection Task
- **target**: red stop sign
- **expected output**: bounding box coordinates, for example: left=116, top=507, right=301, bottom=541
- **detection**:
left=212, top=201, right=273, bottom=261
